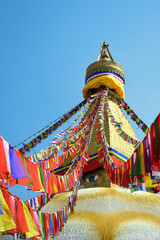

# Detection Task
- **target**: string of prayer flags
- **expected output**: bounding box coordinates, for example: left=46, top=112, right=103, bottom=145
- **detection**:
left=15, top=96, right=98, bottom=150
left=27, top=96, right=99, bottom=163
left=105, top=98, right=140, bottom=146
left=96, top=90, right=115, bottom=167
left=18, top=99, right=88, bottom=154
left=120, top=99, right=149, bottom=134
left=0, top=171, right=81, bottom=239
left=0, top=103, right=97, bottom=194
left=102, top=111, right=160, bottom=190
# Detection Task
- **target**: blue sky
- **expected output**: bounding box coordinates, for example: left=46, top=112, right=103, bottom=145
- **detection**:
left=0, top=0, right=160, bottom=199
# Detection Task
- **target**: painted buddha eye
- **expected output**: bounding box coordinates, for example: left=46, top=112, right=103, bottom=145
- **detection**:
left=85, top=175, right=100, bottom=182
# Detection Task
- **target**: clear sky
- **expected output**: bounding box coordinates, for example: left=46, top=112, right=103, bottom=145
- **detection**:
left=0, top=0, right=160, bottom=199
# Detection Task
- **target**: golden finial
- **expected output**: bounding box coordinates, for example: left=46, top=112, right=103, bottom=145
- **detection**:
left=101, top=49, right=109, bottom=60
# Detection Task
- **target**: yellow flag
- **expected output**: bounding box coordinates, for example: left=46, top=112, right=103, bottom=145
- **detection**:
left=22, top=202, right=39, bottom=238
left=145, top=173, right=158, bottom=188
left=0, top=189, right=16, bottom=232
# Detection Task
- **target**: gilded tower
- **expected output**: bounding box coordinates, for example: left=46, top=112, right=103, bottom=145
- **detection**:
left=82, top=41, right=138, bottom=168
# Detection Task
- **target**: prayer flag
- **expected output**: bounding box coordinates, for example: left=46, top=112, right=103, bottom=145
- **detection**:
left=9, top=147, right=28, bottom=179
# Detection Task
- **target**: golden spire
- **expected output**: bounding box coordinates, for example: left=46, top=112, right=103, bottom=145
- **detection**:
left=82, top=41, right=125, bottom=99
left=97, top=41, right=114, bottom=61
